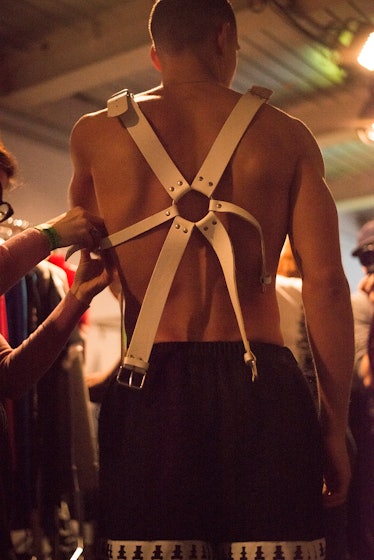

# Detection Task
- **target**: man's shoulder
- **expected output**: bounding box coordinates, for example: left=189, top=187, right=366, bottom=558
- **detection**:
left=78, top=108, right=108, bottom=124
left=71, top=108, right=110, bottom=137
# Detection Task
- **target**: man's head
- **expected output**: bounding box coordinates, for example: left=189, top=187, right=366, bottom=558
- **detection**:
left=352, top=219, right=374, bottom=274
left=149, top=0, right=236, bottom=55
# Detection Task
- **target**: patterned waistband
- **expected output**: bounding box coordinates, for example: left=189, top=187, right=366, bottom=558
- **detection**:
left=104, top=538, right=326, bottom=560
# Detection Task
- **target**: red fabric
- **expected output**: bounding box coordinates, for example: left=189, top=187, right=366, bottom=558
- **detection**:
left=0, top=296, right=8, bottom=340
left=48, top=253, right=90, bottom=326
left=0, top=295, right=16, bottom=469
left=48, top=253, right=76, bottom=287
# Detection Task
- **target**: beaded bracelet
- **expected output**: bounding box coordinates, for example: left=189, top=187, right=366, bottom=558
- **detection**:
left=34, top=223, right=61, bottom=250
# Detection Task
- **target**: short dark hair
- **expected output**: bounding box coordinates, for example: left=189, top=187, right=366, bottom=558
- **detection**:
left=149, top=0, right=236, bottom=54
left=0, top=141, right=17, bottom=190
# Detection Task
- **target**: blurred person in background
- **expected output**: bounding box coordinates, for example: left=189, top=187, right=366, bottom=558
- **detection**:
left=347, top=219, right=374, bottom=560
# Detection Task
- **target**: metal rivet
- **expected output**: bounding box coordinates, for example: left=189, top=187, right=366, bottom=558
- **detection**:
left=212, top=220, right=217, bottom=225
left=175, top=223, right=180, bottom=229
left=165, top=211, right=170, bottom=216
left=177, top=181, right=183, bottom=186
left=204, top=226, right=209, bottom=231
left=183, top=228, right=188, bottom=233
left=169, top=186, right=175, bottom=192
left=198, top=176, right=203, bottom=181
left=209, top=181, right=213, bottom=187
left=216, top=203, right=222, bottom=209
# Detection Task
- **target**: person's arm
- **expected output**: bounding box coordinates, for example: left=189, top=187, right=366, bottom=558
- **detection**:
left=0, top=249, right=111, bottom=399
left=289, top=119, right=354, bottom=508
left=0, top=291, right=87, bottom=399
left=0, top=228, right=50, bottom=295
left=68, top=115, right=119, bottom=284
left=85, top=358, right=120, bottom=403
left=0, top=206, right=106, bottom=296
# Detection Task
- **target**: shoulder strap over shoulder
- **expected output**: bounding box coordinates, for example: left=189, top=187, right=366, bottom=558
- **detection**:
left=107, top=85, right=272, bottom=201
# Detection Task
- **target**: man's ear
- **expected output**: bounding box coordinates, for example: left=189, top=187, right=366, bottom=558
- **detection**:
left=150, top=46, right=162, bottom=72
left=216, top=21, right=231, bottom=55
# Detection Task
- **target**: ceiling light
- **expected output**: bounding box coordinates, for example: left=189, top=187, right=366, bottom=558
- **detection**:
left=338, top=22, right=374, bottom=71
left=357, top=31, right=374, bottom=71
left=357, top=123, right=374, bottom=144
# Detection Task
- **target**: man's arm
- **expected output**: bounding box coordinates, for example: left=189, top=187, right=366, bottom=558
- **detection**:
left=68, top=114, right=122, bottom=300
left=289, top=119, right=354, bottom=508
left=68, top=115, right=100, bottom=215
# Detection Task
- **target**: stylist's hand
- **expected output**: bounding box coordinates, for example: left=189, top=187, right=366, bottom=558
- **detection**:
left=70, top=249, right=112, bottom=305
left=359, top=272, right=374, bottom=305
left=322, top=432, right=351, bottom=509
left=46, top=206, right=106, bottom=251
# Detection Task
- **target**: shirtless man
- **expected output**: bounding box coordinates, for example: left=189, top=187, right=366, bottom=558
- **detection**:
left=69, top=1, right=354, bottom=558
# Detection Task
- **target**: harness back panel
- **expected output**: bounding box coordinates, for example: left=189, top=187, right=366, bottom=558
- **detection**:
left=101, top=86, right=272, bottom=389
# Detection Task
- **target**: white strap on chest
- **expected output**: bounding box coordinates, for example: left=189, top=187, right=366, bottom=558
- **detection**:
left=103, top=86, right=272, bottom=389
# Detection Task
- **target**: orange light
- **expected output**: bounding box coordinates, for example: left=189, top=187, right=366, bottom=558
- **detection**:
left=357, top=31, right=374, bottom=71
left=357, top=123, right=374, bottom=144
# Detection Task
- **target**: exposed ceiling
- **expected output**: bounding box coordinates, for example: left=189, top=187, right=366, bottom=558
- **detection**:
left=0, top=0, right=374, bottom=225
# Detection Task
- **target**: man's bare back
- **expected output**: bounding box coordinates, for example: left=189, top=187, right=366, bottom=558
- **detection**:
left=69, top=82, right=322, bottom=345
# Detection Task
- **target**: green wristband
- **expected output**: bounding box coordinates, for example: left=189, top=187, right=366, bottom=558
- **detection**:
left=34, top=223, right=61, bottom=250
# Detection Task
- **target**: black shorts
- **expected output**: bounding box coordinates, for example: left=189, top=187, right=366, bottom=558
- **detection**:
left=98, top=341, right=324, bottom=551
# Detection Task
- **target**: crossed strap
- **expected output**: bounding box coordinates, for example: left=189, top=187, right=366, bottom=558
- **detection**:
left=102, top=86, right=272, bottom=389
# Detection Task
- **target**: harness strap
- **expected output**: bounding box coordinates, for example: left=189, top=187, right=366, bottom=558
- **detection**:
left=196, top=213, right=258, bottom=377
left=112, top=87, right=269, bottom=202
left=103, top=86, right=272, bottom=388
left=100, top=205, right=178, bottom=250
left=211, top=199, right=271, bottom=287
left=119, top=216, right=194, bottom=388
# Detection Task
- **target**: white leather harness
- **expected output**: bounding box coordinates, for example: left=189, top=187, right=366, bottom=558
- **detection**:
left=101, top=86, right=272, bottom=389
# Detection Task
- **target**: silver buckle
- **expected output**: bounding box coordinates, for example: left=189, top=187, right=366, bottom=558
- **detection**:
left=116, top=365, right=147, bottom=390
left=248, top=358, right=258, bottom=382
left=244, top=351, right=258, bottom=382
